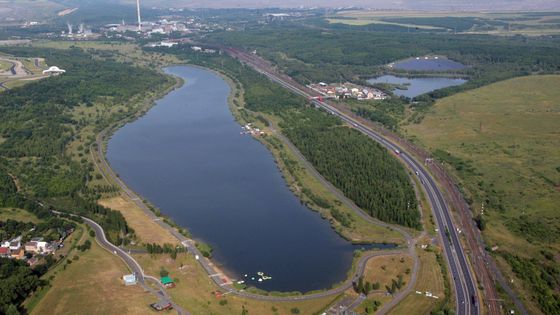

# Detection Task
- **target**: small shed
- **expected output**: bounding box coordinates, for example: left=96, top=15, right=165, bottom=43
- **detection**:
left=160, top=276, right=175, bottom=288
left=123, top=273, right=137, bottom=286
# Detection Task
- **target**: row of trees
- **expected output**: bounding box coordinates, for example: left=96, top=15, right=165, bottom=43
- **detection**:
left=353, top=276, right=381, bottom=295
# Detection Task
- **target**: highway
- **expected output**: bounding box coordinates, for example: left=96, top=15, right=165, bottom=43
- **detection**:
left=225, top=47, right=479, bottom=315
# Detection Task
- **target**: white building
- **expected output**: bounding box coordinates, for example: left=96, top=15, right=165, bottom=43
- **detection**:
left=123, top=273, right=138, bottom=286
left=42, top=66, right=66, bottom=75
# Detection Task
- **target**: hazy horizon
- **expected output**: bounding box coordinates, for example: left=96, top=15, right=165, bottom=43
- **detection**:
left=125, top=0, right=560, bottom=11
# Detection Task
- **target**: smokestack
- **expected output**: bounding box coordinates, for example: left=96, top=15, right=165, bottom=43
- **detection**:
left=136, top=0, right=142, bottom=32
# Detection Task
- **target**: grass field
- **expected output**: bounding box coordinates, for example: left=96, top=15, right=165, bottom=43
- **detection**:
left=0, top=60, right=12, bottom=72
left=0, top=207, right=40, bottom=223
left=362, top=254, right=413, bottom=290
left=327, top=18, right=444, bottom=29
left=331, top=11, right=560, bottom=36
left=99, top=196, right=179, bottom=245
left=389, top=248, right=447, bottom=315
left=134, top=252, right=339, bottom=315
left=405, top=75, right=560, bottom=314
left=28, top=233, right=156, bottom=314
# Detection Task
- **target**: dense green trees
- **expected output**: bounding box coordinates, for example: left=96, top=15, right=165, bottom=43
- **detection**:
left=0, top=258, right=43, bottom=314
left=0, top=47, right=168, bottom=158
left=0, top=47, right=169, bottom=245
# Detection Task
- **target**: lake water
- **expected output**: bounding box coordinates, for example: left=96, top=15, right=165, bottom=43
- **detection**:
left=107, top=65, right=389, bottom=292
left=368, top=75, right=467, bottom=98
left=392, top=57, right=466, bottom=71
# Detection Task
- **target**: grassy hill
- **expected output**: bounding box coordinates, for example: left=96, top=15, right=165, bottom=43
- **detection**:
left=405, top=75, right=560, bottom=314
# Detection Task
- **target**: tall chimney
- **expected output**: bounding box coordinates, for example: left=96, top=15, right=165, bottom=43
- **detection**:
left=136, top=0, right=142, bottom=32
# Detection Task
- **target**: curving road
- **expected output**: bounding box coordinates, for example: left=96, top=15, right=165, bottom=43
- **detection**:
left=51, top=211, right=188, bottom=315
left=224, top=47, right=479, bottom=315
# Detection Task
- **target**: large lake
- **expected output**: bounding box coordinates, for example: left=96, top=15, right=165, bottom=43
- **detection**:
left=368, top=75, right=467, bottom=98
left=107, top=65, right=380, bottom=292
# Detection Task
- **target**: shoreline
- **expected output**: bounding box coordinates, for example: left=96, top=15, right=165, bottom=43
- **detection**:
left=93, top=63, right=411, bottom=297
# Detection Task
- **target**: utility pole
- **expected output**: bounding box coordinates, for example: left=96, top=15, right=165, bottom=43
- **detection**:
left=136, top=0, right=142, bottom=32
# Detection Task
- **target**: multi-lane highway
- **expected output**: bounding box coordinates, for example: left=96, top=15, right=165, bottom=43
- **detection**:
left=225, top=47, right=479, bottom=315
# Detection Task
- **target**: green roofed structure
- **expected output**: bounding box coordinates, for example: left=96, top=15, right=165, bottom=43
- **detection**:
left=160, top=276, right=175, bottom=288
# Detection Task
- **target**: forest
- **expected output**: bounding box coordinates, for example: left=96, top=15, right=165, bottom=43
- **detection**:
left=0, top=46, right=171, bottom=244
left=149, top=45, right=421, bottom=229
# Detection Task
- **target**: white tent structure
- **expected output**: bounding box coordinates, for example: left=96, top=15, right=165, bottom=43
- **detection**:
left=42, top=66, right=66, bottom=75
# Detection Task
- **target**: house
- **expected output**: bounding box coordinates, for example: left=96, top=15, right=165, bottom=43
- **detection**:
left=24, top=242, right=37, bottom=252
left=150, top=300, right=173, bottom=311
left=123, top=274, right=138, bottom=286
left=0, top=247, right=9, bottom=257
left=159, top=41, right=177, bottom=48
left=160, top=276, right=175, bottom=288
left=191, top=46, right=202, bottom=52
left=42, top=66, right=66, bottom=75
left=24, top=239, right=52, bottom=254
left=11, top=248, right=24, bottom=260
left=27, top=257, right=39, bottom=266
left=9, top=236, right=21, bottom=251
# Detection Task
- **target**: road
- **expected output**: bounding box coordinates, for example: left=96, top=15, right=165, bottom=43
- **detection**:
left=224, top=47, right=479, bottom=315
left=51, top=211, right=188, bottom=315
